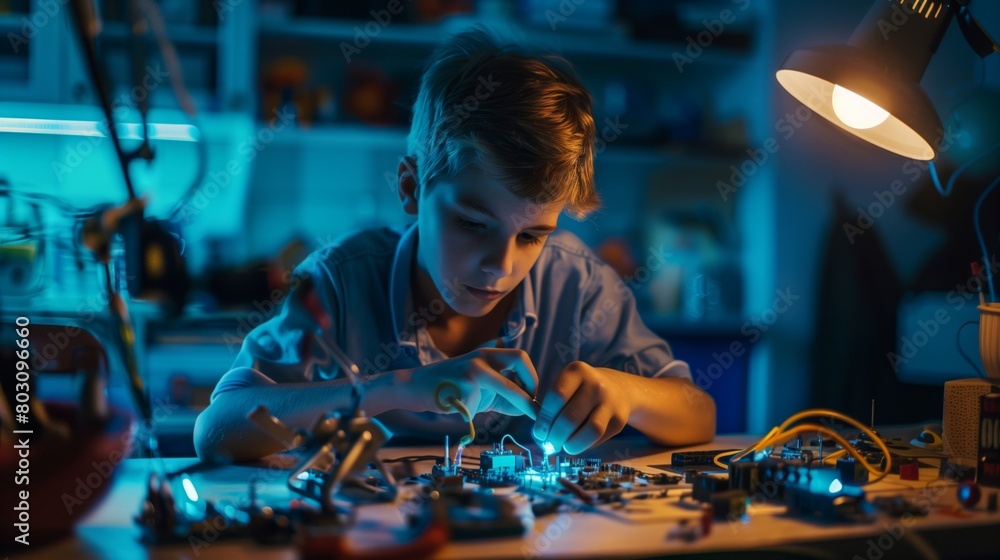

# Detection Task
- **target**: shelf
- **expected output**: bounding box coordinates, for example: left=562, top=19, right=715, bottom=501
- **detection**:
left=100, top=22, right=219, bottom=46
left=258, top=17, right=751, bottom=65
left=266, top=123, right=736, bottom=164
left=597, top=144, right=743, bottom=167
left=265, top=122, right=742, bottom=167
left=269, top=123, right=409, bottom=149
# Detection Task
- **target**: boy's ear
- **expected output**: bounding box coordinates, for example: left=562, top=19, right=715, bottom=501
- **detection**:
left=397, top=156, right=419, bottom=216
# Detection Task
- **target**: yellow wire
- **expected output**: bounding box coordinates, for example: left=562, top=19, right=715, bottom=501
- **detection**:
left=712, top=450, right=741, bottom=468
left=712, top=409, right=893, bottom=483
left=434, top=381, right=475, bottom=447
left=822, top=449, right=848, bottom=465
left=762, top=424, right=891, bottom=483
left=717, top=426, right=780, bottom=466
left=445, top=396, right=475, bottom=447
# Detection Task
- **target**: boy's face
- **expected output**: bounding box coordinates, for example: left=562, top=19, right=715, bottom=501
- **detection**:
left=413, top=165, right=564, bottom=318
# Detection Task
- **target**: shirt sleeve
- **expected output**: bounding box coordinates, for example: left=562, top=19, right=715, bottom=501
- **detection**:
left=209, top=251, right=345, bottom=402
left=577, top=260, right=692, bottom=381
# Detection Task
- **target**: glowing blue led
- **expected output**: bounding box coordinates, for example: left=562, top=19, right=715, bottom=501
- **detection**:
left=297, top=472, right=310, bottom=480
left=828, top=479, right=843, bottom=494
left=542, top=441, right=555, bottom=455
left=182, top=477, right=199, bottom=502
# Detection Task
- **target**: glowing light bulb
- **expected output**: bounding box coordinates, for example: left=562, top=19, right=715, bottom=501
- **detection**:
left=828, top=479, right=843, bottom=494
left=542, top=441, right=556, bottom=455
left=832, top=85, right=890, bottom=130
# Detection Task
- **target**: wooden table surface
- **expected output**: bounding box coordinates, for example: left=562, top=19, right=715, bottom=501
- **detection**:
left=11, top=433, right=1000, bottom=559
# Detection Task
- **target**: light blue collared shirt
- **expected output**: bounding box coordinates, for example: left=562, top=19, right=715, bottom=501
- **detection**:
left=212, top=223, right=690, bottom=441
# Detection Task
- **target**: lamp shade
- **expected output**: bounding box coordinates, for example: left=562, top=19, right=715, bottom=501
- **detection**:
left=776, top=0, right=956, bottom=160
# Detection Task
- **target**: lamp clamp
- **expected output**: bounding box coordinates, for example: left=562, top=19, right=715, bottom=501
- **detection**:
left=952, top=0, right=1000, bottom=58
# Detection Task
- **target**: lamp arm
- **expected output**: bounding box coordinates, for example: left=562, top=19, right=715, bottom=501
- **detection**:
left=954, top=3, right=1000, bottom=57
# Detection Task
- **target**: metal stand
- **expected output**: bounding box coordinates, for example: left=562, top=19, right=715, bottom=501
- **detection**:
left=249, top=406, right=397, bottom=514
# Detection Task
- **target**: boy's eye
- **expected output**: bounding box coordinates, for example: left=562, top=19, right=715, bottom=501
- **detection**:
left=519, top=232, right=545, bottom=246
left=458, top=218, right=485, bottom=232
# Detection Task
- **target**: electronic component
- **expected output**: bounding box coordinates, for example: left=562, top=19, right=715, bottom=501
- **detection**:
left=957, top=482, right=982, bottom=508
left=872, top=496, right=927, bottom=518
left=836, top=457, right=869, bottom=485
left=784, top=484, right=867, bottom=522
left=780, top=447, right=816, bottom=464
left=481, top=444, right=526, bottom=476
left=666, top=519, right=702, bottom=542
left=755, top=458, right=815, bottom=503
left=428, top=464, right=465, bottom=491
left=979, top=393, right=1000, bottom=488
left=728, top=461, right=760, bottom=494
left=691, top=474, right=729, bottom=503
left=708, top=490, right=749, bottom=520
left=671, top=449, right=739, bottom=468
left=646, top=473, right=684, bottom=486
left=940, top=459, right=977, bottom=483
left=405, top=487, right=525, bottom=541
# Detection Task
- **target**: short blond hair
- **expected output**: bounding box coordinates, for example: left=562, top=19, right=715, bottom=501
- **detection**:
left=407, top=26, right=599, bottom=218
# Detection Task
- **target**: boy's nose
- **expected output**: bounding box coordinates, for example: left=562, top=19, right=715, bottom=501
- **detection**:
left=480, top=239, right=515, bottom=278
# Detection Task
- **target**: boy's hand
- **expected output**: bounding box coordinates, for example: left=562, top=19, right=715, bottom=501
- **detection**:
left=410, top=348, right=540, bottom=419
left=532, top=361, right=630, bottom=455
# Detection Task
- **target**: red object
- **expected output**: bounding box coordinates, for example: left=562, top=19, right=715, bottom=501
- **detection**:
left=899, top=462, right=920, bottom=481
left=1, top=402, right=134, bottom=546
left=700, top=504, right=713, bottom=537
left=957, top=482, right=982, bottom=508
left=300, top=279, right=332, bottom=331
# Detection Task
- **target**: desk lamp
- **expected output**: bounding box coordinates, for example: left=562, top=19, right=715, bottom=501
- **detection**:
left=776, top=0, right=998, bottom=161
left=776, top=0, right=1000, bottom=380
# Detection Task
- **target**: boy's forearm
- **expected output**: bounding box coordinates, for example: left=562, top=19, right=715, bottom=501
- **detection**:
left=607, top=369, right=717, bottom=447
left=194, top=371, right=400, bottom=462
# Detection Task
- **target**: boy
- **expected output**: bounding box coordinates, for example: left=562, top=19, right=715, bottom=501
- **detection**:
left=194, top=28, right=715, bottom=462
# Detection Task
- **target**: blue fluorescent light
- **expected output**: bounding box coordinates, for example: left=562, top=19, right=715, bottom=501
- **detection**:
left=182, top=476, right=199, bottom=502
left=0, top=117, right=199, bottom=142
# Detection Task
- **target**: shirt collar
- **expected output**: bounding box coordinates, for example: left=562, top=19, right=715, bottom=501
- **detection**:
left=389, top=223, right=538, bottom=348
left=389, top=223, right=420, bottom=348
